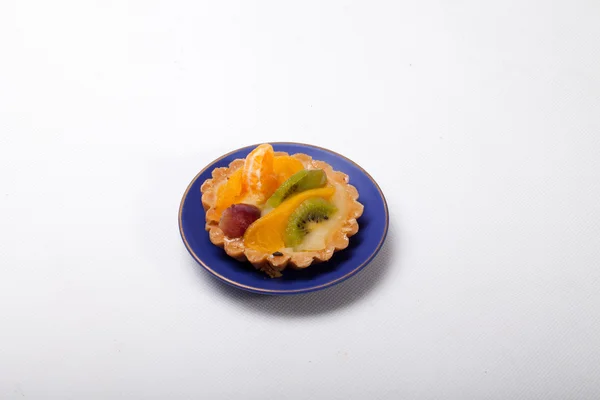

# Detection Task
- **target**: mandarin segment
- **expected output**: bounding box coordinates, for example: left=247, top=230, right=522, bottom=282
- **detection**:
left=242, top=143, right=278, bottom=201
left=213, top=168, right=244, bottom=219
left=273, top=155, right=304, bottom=186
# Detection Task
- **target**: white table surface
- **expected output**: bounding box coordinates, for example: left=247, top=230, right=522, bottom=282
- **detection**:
left=2, top=0, right=600, bottom=399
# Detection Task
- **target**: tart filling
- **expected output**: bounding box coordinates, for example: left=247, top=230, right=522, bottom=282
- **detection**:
left=201, top=144, right=363, bottom=277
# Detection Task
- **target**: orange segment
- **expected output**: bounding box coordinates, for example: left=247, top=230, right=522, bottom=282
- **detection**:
left=273, top=155, right=304, bottom=186
left=214, top=168, right=243, bottom=219
left=242, top=144, right=277, bottom=201
left=243, top=187, right=336, bottom=253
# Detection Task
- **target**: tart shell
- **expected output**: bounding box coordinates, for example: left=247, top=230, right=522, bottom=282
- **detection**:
left=200, top=152, right=364, bottom=277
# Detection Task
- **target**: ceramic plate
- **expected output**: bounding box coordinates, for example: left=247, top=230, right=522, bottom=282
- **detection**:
left=179, top=142, right=388, bottom=295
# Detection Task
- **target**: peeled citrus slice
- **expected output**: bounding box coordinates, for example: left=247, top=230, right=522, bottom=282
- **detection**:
left=213, top=168, right=244, bottom=219
left=242, top=144, right=277, bottom=202
left=273, top=155, right=304, bottom=186
left=243, top=186, right=336, bottom=253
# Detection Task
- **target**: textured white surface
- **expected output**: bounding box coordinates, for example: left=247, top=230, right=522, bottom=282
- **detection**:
left=1, top=0, right=600, bottom=398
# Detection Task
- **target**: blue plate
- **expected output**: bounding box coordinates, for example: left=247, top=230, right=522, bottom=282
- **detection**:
left=179, top=143, right=389, bottom=295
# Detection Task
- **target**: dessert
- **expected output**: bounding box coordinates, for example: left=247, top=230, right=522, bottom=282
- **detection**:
left=201, top=144, right=363, bottom=277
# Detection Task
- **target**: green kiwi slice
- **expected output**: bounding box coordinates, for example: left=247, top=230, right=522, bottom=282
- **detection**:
left=284, top=197, right=338, bottom=248
left=266, top=169, right=327, bottom=208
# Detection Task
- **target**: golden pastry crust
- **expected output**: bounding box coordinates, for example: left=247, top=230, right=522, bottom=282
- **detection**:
left=200, top=152, right=364, bottom=277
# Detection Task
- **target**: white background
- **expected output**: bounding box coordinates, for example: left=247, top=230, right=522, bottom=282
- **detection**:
left=1, top=0, right=599, bottom=399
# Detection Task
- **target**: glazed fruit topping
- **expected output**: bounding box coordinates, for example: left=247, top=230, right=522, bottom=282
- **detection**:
left=219, top=204, right=261, bottom=238
left=284, top=197, right=337, bottom=248
left=266, top=169, right=327, bottom=209
left=212, top=146, right=305, bottom=219
left=242, top=187, right=336, bottom=253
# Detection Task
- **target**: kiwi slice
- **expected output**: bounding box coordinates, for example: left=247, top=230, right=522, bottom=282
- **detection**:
left=266, top=169, right=328, bottom=208
left=284, top=197, right=337, bottom=248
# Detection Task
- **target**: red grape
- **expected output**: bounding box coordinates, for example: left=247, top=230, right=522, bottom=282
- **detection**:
left=219, top=204, right=261, bottom=238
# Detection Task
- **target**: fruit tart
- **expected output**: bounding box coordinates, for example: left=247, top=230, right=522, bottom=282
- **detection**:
left=200, top=144, right=363, bottom=278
